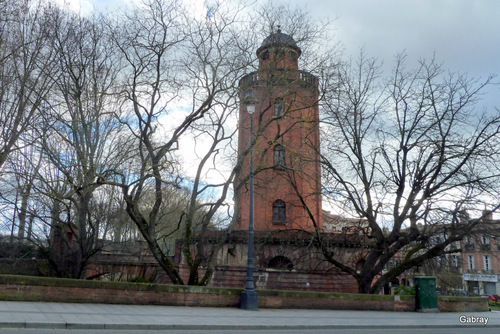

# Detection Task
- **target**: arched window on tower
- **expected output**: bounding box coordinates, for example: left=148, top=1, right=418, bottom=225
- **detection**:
left=272, top=200, right=286, bottom=223
left=273, top=144, right=285, bottom=167
left=275, top=98, right=284, bottom=116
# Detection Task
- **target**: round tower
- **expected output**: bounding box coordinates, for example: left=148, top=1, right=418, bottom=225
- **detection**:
left=237, top=29, right=322, bottom=231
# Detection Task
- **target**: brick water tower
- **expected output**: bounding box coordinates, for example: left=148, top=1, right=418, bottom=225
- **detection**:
left=237, top=29, right=322, bottom=231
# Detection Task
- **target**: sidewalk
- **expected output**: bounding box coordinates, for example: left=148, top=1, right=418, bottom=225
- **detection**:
left=0, top=301, right=497, bottom=330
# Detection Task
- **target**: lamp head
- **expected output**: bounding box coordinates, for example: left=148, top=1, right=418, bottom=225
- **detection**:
left=244, top=90, right=257, bottom=114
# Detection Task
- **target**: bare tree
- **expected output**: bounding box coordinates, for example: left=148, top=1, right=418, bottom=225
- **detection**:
left=108, top=0, right=256, bottom=285
left=314, top=52, right=500, bottom=293
left=2, top=147, right=43, bottom=240
left=0, top=0, right=55, bottom=172
left=33, top=8, right=126, bottom=278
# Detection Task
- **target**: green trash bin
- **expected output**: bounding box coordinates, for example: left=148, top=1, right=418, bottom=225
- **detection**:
left=415, top=276, right=439, bottom=312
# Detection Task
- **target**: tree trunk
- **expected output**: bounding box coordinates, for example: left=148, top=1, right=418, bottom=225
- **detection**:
left=27, top=214, right=34, bottom=240
left=358, top=275, right=375, bottom=294
left=17, top=190, right=30, bottom=239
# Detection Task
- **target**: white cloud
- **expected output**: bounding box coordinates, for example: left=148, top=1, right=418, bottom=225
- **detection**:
left=52, top=0, right=94, bottom=14
left=291, top=0, right=500, bottom=109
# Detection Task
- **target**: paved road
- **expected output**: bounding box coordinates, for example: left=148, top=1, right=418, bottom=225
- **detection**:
left=0, top=301, right=496, bottom=331
left=0, top=329, right=497, bottom=334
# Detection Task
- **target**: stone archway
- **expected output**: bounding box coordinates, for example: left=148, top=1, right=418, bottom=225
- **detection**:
left=268, top=255, right=294, bottom=271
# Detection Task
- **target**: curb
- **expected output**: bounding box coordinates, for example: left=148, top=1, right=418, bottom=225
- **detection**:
left=0, top=322, right=497, bottom=330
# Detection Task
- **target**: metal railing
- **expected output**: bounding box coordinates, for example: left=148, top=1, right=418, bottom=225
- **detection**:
left=240, top=70, right=318, bottom=87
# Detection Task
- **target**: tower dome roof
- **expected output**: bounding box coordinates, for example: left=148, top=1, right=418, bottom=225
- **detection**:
left=256, top=28, right=301, bottom=57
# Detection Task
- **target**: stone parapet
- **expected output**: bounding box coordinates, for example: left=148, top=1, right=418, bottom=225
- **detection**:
left=0, top=275, right=488, bottom=312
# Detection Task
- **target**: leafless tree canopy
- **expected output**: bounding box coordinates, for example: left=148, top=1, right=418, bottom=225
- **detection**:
left=318, top=52, right=500, bottom=293
left=0, top=0, right=498, bottom=294
left=0, top=0, right=55, bottom=170
left=0, top=0, right=259, bottom=282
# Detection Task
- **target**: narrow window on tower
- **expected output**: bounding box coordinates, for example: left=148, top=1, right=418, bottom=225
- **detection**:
left=272, top=200, right=286, bottom=223
left=275, top=98, right=284, bottom=116
left=273, top=144, right=285, bottom=168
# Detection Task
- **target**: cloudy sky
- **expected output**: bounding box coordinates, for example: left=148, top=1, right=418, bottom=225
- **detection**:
left=44, top=0, right=500, bottom=219
left=59, top=0, right=500, bottom=108
left=305, top=0, right=500, bottom=109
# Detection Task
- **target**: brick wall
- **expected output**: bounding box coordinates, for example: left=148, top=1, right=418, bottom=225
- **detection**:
left=0, top=275, right=488, bottom=312
left=207, top=266, right=358, bottom=293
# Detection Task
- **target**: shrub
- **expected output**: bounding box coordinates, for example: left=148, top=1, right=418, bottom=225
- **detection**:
left=130, top=276, right=148, bottom=283
left=394, top=285, right=416, bottom=295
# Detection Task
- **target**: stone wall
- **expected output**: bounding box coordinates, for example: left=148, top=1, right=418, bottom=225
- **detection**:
left=84, top=249, right=360, bottom=293
left=0, top=275, right=488, bottom=312
left=0, top=259, right=51, bottom=276
left=1, top=256, right=359, bottom=294
left=206, top=266, right=358, bottom=293
left=438, top=295, right=489, bottom=312
left=0, top=275, right=240, bottom=307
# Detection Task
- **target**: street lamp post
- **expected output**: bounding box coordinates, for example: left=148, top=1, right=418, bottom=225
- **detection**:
left=240, top=91, right=258, bottom=310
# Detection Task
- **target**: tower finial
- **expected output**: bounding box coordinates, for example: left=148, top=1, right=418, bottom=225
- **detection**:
left=277, top=25, right=281, bottom=33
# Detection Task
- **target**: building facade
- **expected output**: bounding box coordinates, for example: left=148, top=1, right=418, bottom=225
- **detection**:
left=393, top=211, right=500, bottom=296
left=236, top=29, right=322, bottom=232
left=460, top=211, right=500, bottom=295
